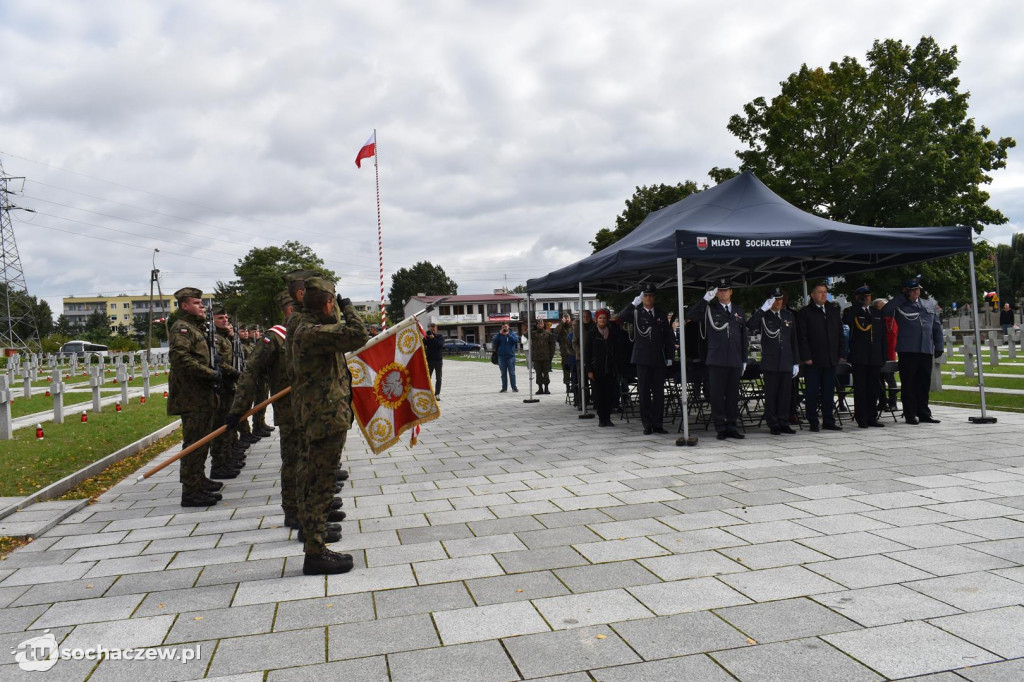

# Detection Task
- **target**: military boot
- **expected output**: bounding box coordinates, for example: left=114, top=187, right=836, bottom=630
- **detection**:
left=336, top=468, right=350, bottom=481
left=202, top=478, right=224, bottom=492
left=181, top=491, right=220, bottom=507
left=256, top=426, right=274, bottom=437
left=297, top=524, right=342, bottom=543
left=327, top=509, right=347, bottom=522
left=283, top=514, right=300, bottom=529
left=330, top=497, right=344, bottom=510
left=302, top=548, right=354, bottom=575
left=210, top=465, right=240, bottom=480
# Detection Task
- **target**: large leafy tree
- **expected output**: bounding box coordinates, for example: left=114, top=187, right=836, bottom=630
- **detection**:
left=387, top=261, right=458, bottom=323
left=996, top=234, right=1024, bottom=307
left=214, top=241, right=335, bottom=327
left=711, top=36, right=1015, bottom=303
left=590, top=182, right=703, bottom=253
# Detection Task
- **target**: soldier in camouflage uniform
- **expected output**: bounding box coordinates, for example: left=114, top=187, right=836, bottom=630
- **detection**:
left=209, top=307, right=242, bottom=478
left=530, top=318, right=556, bottom=394
left=249, top=323, right=274, bottom=437
left=555, top=311, right=575, bottom=393
left=284, top=270, right=348, bottom=528
left=234, top=326, right=255, bottom=442
left=167, top=287, right=223, bottom=507
left=291, top=277, right=369, bottom=575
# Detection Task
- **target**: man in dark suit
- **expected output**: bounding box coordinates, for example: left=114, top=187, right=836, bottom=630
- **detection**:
left=687, top=278, right=748, bottom=440
left=747, top=287, right=799, bottom=435
left=842, top=285, right=886, bottom=428
left=797, top=282, right=846, bottom=432
left=617, top=287, right=674, bottom=434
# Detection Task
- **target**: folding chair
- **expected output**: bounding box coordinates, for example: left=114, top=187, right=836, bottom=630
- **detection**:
left=833, top=362, right=853, bottom=425
left=878, top=360, right=901, bottom=423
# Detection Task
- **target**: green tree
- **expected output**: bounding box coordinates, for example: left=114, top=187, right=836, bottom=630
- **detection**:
left=711, top=36, right=1015, bottom=303
left=0, top=283, right=50, bottom=349
left=82, top=310, right=112, bottom=345
left=54, top=314, right=74, bottom=337
left=214, top=241, right=335, bottom=327
left=996, top=234, right=1024, bottom=307
left=590, top=182, right=703, bottom=253
left=387, top=261, right=458, bottom=323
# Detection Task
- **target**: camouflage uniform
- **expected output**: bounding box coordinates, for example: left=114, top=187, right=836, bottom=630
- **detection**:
left=231, top=323, right=297, bottom=517
left=209, top=326, right=239, bottom=470
left=251, top=326, right=271, bottom=431
left=555, top=318, right=575, bottom=389
left=167, top=305, right=219, bottom=495
left=291, top=280, right=368, bottom=555
left=236, top=330, right=255, bottom=438
left=530, top=324, right=556, bottom=393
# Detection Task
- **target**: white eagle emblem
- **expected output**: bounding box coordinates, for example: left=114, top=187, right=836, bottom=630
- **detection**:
left=381, top=370, right=405, bottom=400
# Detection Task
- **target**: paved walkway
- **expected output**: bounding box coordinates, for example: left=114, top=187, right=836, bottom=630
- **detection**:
left=1, top=361, right=1023, bottom=680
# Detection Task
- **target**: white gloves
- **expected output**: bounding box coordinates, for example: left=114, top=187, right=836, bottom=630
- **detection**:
left=703, top=288, right=717, bottom=302
left=792, top=364, right=799, bottom=378
left=742, top=363, right=747, bottom=375
left=665, top=358, right=672, bottom=367
left=761, top=297, right=775, bottom=312
left=632, top=294, right=643, bottom=306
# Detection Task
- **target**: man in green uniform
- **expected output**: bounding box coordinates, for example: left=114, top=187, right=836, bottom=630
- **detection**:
left=234, top=326, right=255, bottom=443
left=555, top=311, right=575, bottom=393
left=209, top=306, right=242, bottom=478
left=530, top=318, right=556, bottom=394
left=291, top=277, right=369, bottom=575
left=249, top=322, right=274, bottom=438
left=167, top=287, right=223, bottom=507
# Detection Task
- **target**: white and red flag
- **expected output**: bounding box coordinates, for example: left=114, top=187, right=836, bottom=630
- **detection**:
left=355, top=131, right=376, bottom=168
left=347, top=315, right=439, bottom=454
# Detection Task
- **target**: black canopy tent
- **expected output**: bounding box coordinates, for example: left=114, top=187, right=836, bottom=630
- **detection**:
left=525, top=172, right=993, bottom=441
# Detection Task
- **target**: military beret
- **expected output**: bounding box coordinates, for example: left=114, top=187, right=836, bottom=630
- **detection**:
left=853, top=285, right=872, bottom=296
left=212, top=305, right=227, bottom=316
left=284, top=269, right=322, bottom=284
left=275, top=290, right=295, bottom=310
left=174, top=286, right=203, bottom=301
left=903, top=278, right=921, bottom=289
left=304, top=276, right=336, bottom=296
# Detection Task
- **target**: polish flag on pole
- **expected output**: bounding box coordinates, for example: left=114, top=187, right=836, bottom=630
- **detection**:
left=355, top=131, right=376, bottom=168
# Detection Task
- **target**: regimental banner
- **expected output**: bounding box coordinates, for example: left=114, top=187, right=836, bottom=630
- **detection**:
left=347, top=316, right=440, bottom=454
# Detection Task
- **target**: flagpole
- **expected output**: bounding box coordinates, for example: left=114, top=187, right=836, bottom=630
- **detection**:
left=374, top=128, right=387, bottom=331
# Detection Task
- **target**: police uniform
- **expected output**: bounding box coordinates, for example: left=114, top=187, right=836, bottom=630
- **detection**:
left=688, top=279, right=748, bottom=438
left=843, top=286, right=887, bottom=428
left=882, top=279, right=944, bottom=424
left=618, top=289, right=675, bottom=434
left=530, top=321, right=556, bottom=394
left=747, top=288, right=798, bottom=434
left=291, top=277, right=369, bottom=575
left=167, top=287, right=221, bottom=506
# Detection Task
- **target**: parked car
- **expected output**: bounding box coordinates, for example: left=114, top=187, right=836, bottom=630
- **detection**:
left=443, top=338, right=482, bottom=354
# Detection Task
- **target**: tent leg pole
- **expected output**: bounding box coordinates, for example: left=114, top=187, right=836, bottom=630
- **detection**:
left=967, top=250, right=996, bottom=423
left=524, top=294, right=538, bottom=404
left=578, top=282, right=594, bottom=419
left=675, top=258, right=696, bottom=446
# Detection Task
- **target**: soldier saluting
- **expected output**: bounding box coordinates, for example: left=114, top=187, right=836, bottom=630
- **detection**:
left=618, top=287, right=674, bottom=435
left=291, top=277, right=369, bottom=575
left=747, top=287, right=798, bottom=435
left=688, top=278, right=748, bottom=440
left=167, top=287, right=223, bottom=507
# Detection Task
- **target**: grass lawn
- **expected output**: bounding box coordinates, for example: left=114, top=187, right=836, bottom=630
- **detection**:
left=8, top=378, right=170, bottom=419
left=931, top=390, right=1024, bottom=412
left=0, top=398, right=180, bottom=497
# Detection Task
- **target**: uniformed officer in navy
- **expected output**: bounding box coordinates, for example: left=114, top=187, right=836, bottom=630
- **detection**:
left=688, top=278, right=749, bottom=440
left=843, top=285, right=887, bottom=428
left=747, top=287, right=798, bottom=435
left=617, top=287, right=674, bottom=434
left=882, top=278, right=944, bottom=424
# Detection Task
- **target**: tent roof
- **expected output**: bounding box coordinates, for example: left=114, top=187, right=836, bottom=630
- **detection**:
left=527, top=172, right=973, bottom=294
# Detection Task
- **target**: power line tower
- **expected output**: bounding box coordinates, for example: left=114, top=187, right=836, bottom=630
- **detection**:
left=0, top=157, right=41, bottom=353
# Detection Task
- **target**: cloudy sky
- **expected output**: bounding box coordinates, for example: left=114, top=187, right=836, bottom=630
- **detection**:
left=1, top=0, right=1021, bottom=317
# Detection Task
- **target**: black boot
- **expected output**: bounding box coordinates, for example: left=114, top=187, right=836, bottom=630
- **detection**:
left=327, top=509, right=347, bottom=522
left=302, top=548, right=354, bottom=575
left=283, top=514, right=300, bottom=529
left=181, top=491, right=220, bottom=507
left=201, top=478, right=224, bottom=492
left=210, top=466, right=240, bottom=480
left=330, top=497, right=344, bottom=510
left=336, top=469, right=350, bottom=481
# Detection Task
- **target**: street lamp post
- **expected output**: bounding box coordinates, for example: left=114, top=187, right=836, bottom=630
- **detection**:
left=147, top=249, right=159, bottom=363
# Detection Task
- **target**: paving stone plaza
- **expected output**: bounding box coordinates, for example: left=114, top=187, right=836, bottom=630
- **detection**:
left=2, top=360, right=1023, bottom=680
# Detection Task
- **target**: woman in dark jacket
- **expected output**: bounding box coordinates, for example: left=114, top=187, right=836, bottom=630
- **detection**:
left=587, top=309, right=624, bottom=427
